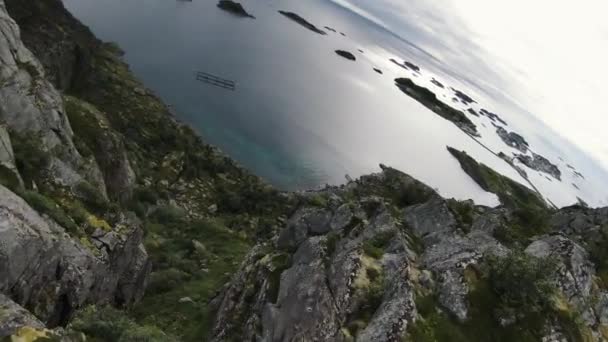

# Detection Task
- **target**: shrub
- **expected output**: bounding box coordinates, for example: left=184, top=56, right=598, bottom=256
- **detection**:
left=69, top=306, right=173, bottom=342
left=75, top=181, right=109, bottom=212
left=485, top=252, right=556, bottom=318
left=0, top=164, right=21, bottom=192
left=20, top=190, right=80, bottom=235
left=362, top=230, right=395, bottom=259
left=10, top=130, right=49, bottom=187
left=447, top=199, right=474, bottom=232
left=149, top=205, right=186, bottom=225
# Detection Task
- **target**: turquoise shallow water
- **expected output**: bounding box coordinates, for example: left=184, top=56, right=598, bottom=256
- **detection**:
left=62, top=0, right=608, bottom=207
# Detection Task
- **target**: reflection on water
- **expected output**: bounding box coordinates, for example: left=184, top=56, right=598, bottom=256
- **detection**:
left=62, top=0, right=607, bottom=207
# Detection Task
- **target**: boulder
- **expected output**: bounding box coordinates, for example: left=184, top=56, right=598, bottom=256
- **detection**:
left=0, top=184, right=150, bottom=326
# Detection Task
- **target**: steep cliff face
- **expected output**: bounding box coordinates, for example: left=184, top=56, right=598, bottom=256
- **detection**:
left=1, top=0, right=288, bottom=340
left=0, top=1, right=111, bottom=200
left=0, top=0, right=150, bottom=336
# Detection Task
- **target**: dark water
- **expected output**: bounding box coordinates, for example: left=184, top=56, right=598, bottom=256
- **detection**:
left=62, top=0, right=532, bottom=205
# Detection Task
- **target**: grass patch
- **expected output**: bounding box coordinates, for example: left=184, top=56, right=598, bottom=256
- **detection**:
left=19, top=190, right=81, bottom=236
left=362, top=230, right=395, bottom=259
left=69, top=306, right=174, bottom=341
left=132, top=211, right=251, bottom=341
left=446, top=199, right=474, bottom=233
left=10, top=130, right=49, bottom=188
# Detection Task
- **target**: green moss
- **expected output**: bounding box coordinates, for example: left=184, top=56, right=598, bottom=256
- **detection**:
left=19, top=190, right=82, bottom=236
left=362, top=230, right=395, bottom=259
left=446, top=199, right=474, bottom=233
left=10, top=130, right=49, bottom=188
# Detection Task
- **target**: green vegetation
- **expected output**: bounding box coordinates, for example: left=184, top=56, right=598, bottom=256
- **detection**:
left=345, top=263, right=385, bottom=337
left=353, top=167, right=435, bottom=208
left=19, top=190, right=81, bottom=235
left=447, top=147, right=551, bottom=245
left=10, top=130, right=49, bottom=188
left=394, top=78, right=478, bottom=135
left=493, top=208, right=550, bottom=247
left=362, top=230, right=395, bottom=259
left=69, top=306, right=174, bottom=342
left=446, top=199, right=474, bottom=233
left=447, top=147, right=547, bottom=212
left=0, top=163, right=21, bottom=192
left=582, top=224, right=608, bottom=288
left=132, top=206, right=251, bottom=340
left=408, top=252, right=587, bottom=342
left=266, top=252, right=292, bottom=304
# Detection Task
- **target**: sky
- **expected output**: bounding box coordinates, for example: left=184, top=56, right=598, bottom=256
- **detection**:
left=330, top=0, right=608, bottom=173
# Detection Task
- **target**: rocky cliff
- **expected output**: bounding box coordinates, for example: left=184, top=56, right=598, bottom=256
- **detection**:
left=1, top=0, right=288, bottom=340
left=211, top=166, right=608, bottom=342
left=0, top=0, right=607, bottom=341
left=0, top=0, right=149, bottom=333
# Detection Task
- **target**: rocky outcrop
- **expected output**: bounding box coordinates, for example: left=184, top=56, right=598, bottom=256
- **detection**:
left=0, top=185, right=150, bottom=327
left=335, top=50, right=356, bottom=61
left=451, top=88, right=476, bottom=104
left=516, top=152, right=562, bottom=181
left=495, top=126, right=529, bottom=153
left=211, top=167, right=608, bottom=341
left=278, top=11, right=326, bottom=35
left=217, top=0, right=255, bottom=19
left=0, top=0, right=107, bottom=198
left=0, top=294, right=45, bottom=336
left=480, top=108, right=508, bottom=126
left=394, top=78, right=479, bottom=136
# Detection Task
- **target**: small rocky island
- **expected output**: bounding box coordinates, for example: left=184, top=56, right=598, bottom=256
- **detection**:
left=217, top=0, right=255, bottom=18
left=451, top=87, right=477, bottom=104
left=373, top=68, right=383, bottom=74
left=335, top=50, right=356, bottom=61
left=278, top=11, right=326, bottom=35
left=431, top=78, right=445, bottom=88
left=496, top=126, right=529, bottom=153
left=516, top=153, right=562, bottom=181
left=395, top=78, right=479, bottom=136
left=404, top=61, right=421, bottom=72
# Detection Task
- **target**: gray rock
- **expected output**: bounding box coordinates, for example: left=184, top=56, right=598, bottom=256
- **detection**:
left=0, top=185, right=150, bottom=326
left=495, top=126, right=529, bottom=153
left=0, top=2, right=108, bottom=198
left=515, top=153, right=561, bottom=181
left=403, top=198, right=456, bottom=245
left=525, top=236, right=595, bottom=324
left=277, top=207, right=332, bottom=250
left=330, top=203, right=353, bottom=231
left=0, top=294, right=45, bottom=336
left=422, top=230, right=508, bottom=320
